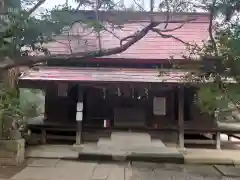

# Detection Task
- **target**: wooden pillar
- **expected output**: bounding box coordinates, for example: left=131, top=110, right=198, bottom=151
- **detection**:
left=228, top=135, right=231, bottom=141
left=40, top=130, right=46, bottom=144
left=76, top=87, right=83, bottom=145
left=215, top=132, right=221, bottom=149
left=178, top=86, right=184, bottom=149
left=215, top=110, right=221, bottom=149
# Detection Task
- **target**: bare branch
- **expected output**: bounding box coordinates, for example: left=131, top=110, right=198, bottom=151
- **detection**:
left=152, top=28, right=191, bottom=46
left=158, top=17, right=197, bottom=32
left=151, top=17, right=199, bottom=47
left=103, top=26, right=121, bottom=40
left=132, top=0, right=145, bottom=11
left=27, top=0, right=46, bottom=16
left=76, top=2, right=81, bottom=10
left=160, top=22, right=185, bottom=32
left=67, top=32, right=73, bottom=54
left=95, top=0, right=101, bottom=50
left=150, top=0, right=154, bottom=12
left=164, top=0, right=170, bottom=29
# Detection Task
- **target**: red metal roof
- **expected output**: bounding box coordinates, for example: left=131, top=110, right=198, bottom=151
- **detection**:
left=19, top=67, right=191, bottom=83
left=41, top=11, right=209, bottom=60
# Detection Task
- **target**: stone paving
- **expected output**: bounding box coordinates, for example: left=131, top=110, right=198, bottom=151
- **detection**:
left=7, top=159, right=240, bottom=180
left=26, top=144, right=240, bottom=165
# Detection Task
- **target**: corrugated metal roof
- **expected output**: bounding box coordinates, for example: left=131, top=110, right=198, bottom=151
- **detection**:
left=19, top=67, right=192, bottom=83
left=40, top=11, right=209, bottom=60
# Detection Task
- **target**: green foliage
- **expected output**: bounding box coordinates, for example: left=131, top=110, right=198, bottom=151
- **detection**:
left=0, top=1, right=116, bottom=59
left=5, top=0, right=21, bottom=9
left=75, top=0, right=116, bottom=9
left=0, top=84, right=24, bottom=139
left=195, top=22, right=240, bottom=114
left=0, top=4, right=70, bottom=57
left=19, top=88, right=44, bottom=118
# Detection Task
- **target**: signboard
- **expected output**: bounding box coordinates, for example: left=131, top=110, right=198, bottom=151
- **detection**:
left=153, top=97, right=166, bottom=115
left=76, top=111, right=83, bottom=121
left=76, top=102, right=83, bottom=111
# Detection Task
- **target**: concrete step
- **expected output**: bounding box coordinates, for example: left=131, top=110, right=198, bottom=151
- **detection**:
left=78, top=145, right=183, bottom=163
left=110, top=132, right=152, bottom=146
left=97, top=132, right=166, bottom=150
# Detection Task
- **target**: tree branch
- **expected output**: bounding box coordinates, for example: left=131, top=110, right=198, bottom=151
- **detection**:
left=76, top=2, right=81, bottom=10
left=120, top=35, right=136, bottom=46
left=164, top=0, right=170, bottom=29
left=27, top=0, right=46, bottom=16
left=0, top=22, right=160, bottom=69
left=151, top=18, right=198, bottom=47
left=132, top=0, right=145, bottom=11
left=160, top=22, right=186, bottom=32
left=103, top=26, right=120, bottom=40
left=209, top=0, right=218, bottom=56
left=152, top=28, right=192, bottom=46
left=1, top=17, right=198, bottom=70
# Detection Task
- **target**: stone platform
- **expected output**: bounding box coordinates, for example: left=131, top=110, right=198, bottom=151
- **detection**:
left=26, top=132, right=240, bottom=165
left=78, top=145, right=184, bottom=163
left=26, top=144, right=240, bottom=165
left=97, top=132, right=166, bottom=150
left=77, top=132, right=183, bottom=163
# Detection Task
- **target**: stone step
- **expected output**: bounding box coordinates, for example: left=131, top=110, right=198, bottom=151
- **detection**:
left=110, top=132, right=152, bottom=146
left=97, top=132, right=166, bottom=150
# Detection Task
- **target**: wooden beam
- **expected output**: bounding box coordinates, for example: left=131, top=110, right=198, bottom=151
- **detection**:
left=75, top=86, right=83, bottom=145
left=178, top=86, right=184, bottom=149
left=185, top=139, right=215, bottom=145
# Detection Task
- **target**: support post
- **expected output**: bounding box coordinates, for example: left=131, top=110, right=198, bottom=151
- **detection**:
left=75, top=87, right=83, bottom=145
left=214, top=110, right=221, bottom=149
left=228, top=135, right=231, bottom=141
left=76, top=121, right=82, bottom=145
left=178, top=86, right=184, bottom=149
left=40, top=130, right=46, bottom=144
left=216, top=132, right=221, bottom=150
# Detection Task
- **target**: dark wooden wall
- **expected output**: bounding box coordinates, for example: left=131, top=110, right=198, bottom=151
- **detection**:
left=45, top=83, right=78, bottom=126
left=44, top=84, right=203, bottom=128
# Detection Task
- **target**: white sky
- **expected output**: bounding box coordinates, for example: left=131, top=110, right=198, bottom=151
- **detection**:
left=40, top=0, right=149, bottom=10
left=41, top=0, right=77, bottom=8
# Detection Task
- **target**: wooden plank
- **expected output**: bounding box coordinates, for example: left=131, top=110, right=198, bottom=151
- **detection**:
left=222, top=141, right=240, bottom=145
left=185, top=139, right=215, bottom=145
left=27, top=123, right=240, bottom=134
left=46, top=135, right=75, bottom=141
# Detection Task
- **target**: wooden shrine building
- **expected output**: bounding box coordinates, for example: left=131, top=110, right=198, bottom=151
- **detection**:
left=18, top=11, right=217, bottom=148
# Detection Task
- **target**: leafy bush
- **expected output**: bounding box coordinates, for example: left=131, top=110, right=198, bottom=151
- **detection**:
left=19, top=88, right=44, bottom=118
left=0, top=84, right=24, bottom=140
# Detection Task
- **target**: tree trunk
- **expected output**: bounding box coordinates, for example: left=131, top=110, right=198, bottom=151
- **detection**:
left=0, top=67, right=20, bottom=89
